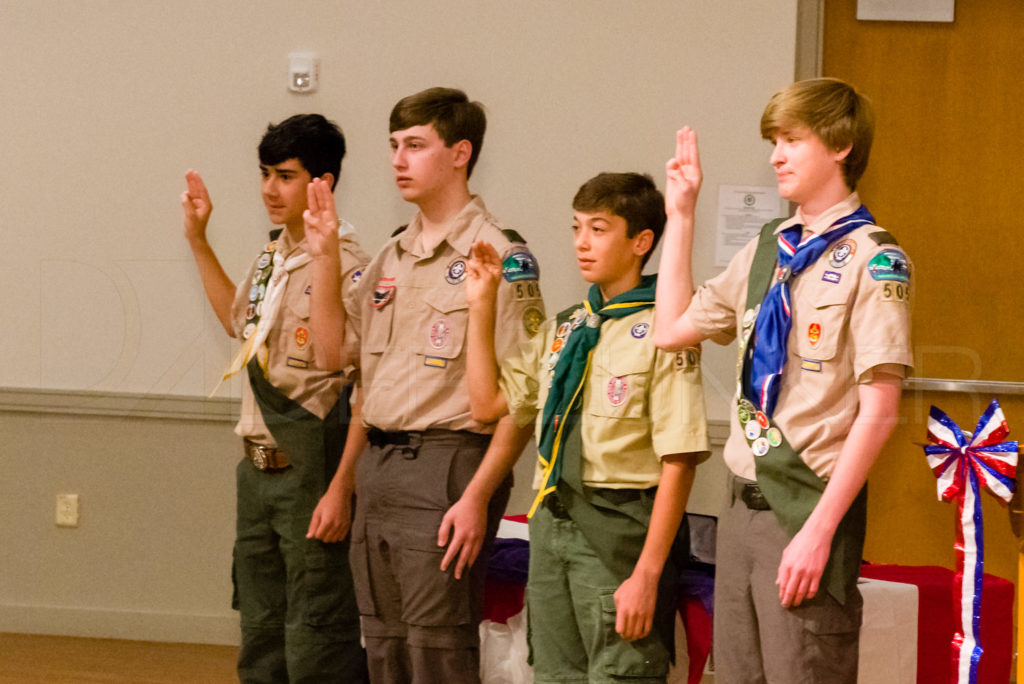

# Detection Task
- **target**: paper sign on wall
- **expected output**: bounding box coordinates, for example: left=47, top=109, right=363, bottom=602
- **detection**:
left=715, top=185, right=787, bottom=267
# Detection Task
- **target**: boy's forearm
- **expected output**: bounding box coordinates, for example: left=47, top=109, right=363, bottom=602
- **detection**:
left=187, top=237, right=237, bottom=337
left=460, top=415, right=532, bottom=505
left=309, top=249, right=347, bottom=371
left=653, top=213, right=702, bottom=350
left=328, top=387, right=367, bottom=496
left=632, top=453, right=698, bottom=579
left=466, top=294, right=507, bottom=422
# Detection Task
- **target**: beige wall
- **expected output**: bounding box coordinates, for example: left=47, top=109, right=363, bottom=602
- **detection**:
left=0, top=0, right=797, bottom=644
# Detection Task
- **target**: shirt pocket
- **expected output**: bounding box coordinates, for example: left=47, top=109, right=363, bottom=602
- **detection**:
left=588, top=348, right=652, bottom=420
left=281, top=293, right=314, bottom=366
left=793, top=297, right=848, bottom=362
left=418, top=287, right=468, bottom=360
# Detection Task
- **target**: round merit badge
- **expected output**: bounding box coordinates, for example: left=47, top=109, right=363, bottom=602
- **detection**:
left=756, top=411, right=770, bottom=429
left=242, top=323, right=256, bottom=340
left=551, top=338, right=564, bottom=353
left=829, top=239, right=856, bottom=268
left=445, top=258, right=467, bottom=285
left=744, top=420, right=761, bottom=441
left=631, top=322, right=649, bottom=339
left=245, top=304, right=256, bottom=321
left=752, top=437, right=771, bottom=457
left=294, top=327, right=309, bottom=349
left=607, top=376, right=629, bottom=407
left=257, top=254, right=271, bottom=269
left=556, top=322, right=572, bottom=338
left=766, top=427, right=783, bottom=447
left=429, top=318, right=451, bottom=350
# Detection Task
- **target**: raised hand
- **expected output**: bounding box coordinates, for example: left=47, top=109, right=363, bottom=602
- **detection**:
left=665, top=126, right=702, bottom=217
left=466, top=240, right=503, bottom=308
left=303, top=177, right=339, bottom=259
left=181, top=169, right=213, bottom=242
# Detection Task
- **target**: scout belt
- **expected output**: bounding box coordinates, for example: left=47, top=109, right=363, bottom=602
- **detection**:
left=244, top=439, right=290, bottom=471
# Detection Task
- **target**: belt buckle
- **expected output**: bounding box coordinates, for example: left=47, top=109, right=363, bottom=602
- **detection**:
left=251, top=445, right=269, bottom=471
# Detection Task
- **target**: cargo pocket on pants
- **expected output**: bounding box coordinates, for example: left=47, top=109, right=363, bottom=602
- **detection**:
left=347, top=526, right=377, bottom=618
left=303, top=538, right=359, bottom=629
left=596, top=592, right=670, bottom=679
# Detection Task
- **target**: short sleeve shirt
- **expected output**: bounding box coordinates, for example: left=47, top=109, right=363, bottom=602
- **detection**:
left=685, top=193, right=913, bottom=480
left=231, top=228, right=370, bottom=446
left=500, top=304, right=710, bottom=490
left=346, top=196, right=545, bottom=433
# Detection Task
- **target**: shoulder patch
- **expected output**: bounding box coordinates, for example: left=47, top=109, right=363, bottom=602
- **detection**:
left=500, top=228, right=527, bottom=244
left=867, top=248, right=910, bottom=283
left=868, top=230, right=899, bottom=246
left=390, top=224, right=408, bottom=238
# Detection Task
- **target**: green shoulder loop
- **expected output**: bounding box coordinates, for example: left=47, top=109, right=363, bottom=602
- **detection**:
left=390, top=225, right=408, bottom=238
left=868, top=230, right=899, bottom=246
left=500, top=228, right=527, bottom=244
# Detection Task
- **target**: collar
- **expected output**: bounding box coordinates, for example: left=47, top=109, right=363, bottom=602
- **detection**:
left=397, top=195, right=490, bottom=258
left=774, top=192, right=862, bottom=238
left=268, top=226, right=304, bottom=259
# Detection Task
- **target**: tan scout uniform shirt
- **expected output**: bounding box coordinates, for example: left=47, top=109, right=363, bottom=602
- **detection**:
left=232, top=228, right=369, bottom=447
left=500, top=306, right=710, bottom=490
left=346, top=196, right=545, bottom=433
left=686, top=193, right=913, bottom=481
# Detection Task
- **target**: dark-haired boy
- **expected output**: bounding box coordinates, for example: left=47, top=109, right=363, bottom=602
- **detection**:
left=305, top=87, right=544, bottom=683
left=181, top=113, right=368, bottom=682
left=655, top=81, right=912, bottom=682
left=464, top=172, right=709, bottom=683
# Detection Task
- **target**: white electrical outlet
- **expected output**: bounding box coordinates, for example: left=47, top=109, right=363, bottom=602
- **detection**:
left=56, top=494, right=79, bottom=528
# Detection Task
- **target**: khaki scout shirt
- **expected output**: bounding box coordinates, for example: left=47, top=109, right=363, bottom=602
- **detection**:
left=231, top=228, right=370, bottom=447
left=500, top=306, right=710, bottom=490
left=686, top=193, right=913, bottom=480
left=347, top=196, right=545, bottom=433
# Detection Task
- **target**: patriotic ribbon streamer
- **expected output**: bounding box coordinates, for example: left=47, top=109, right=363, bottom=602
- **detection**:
left=924, top=399, right=1018, bottom=684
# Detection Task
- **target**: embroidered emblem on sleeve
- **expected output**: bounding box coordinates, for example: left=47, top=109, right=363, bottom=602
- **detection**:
left=502, top=249, right=540, bottom=282
left=523, top=307, right=543, bottom=337
left=868, top=249, right=910, bottom=283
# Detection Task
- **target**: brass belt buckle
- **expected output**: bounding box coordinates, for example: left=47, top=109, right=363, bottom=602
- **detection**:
left=252, top=445, right=269, bottom=471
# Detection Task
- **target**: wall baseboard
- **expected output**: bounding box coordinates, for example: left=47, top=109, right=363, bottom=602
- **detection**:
left=0, top=386, right=238, bottom=423
left=0, top=603, right=240, bottom=646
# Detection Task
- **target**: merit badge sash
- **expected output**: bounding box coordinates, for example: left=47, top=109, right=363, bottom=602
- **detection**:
left=736, top=216, right=871, bottom=605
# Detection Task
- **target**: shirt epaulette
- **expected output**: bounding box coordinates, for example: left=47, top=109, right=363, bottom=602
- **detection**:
left=269, top=228, right=283, bottom=241
left=867, top=230, right=898, bottom=246
left=500, top=228, right=527, bottom=244
left=390, top=225, right=408, bottom=238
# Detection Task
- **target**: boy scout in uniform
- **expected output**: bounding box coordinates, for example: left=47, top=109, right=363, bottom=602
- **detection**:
left=654, top=80, right=913, bottom=683
left=305, top=87, right=544, bottom=684
left=181, top=114, right=368, bottom=683
left=464, top=172, right=709, bottom=683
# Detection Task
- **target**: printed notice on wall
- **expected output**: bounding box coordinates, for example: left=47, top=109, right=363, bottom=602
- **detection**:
left=715, top=185, right=786, bottom=267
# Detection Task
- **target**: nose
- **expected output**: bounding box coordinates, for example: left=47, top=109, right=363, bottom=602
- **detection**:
left=574, top=228, right=589, bottom=252
left=391, top=146, right=406, bottom=170
left=770, top=141, right=784, bottom=167
left=262, top=175, right=278, bottom=197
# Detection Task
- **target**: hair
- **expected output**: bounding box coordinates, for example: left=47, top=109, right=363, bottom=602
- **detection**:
left=760, top=77, right=875, bottom=190
left=389, top=87, right=487, bottom=178
left=258, top=114, right=346, bottom=190
left=572, top=172, right=666, bottom=267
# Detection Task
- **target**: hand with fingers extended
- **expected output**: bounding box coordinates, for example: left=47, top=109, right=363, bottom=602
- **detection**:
left=303, top=177, right=340, bottom=259
left=776, top=523, right=833, bottom=607
left=664, top=126, right=703, bottom=217
left=436, top=493, right=488, bottom=580
left=181, top=169, right=213, bottom=243
left=466, top=240, right=504, bottom=309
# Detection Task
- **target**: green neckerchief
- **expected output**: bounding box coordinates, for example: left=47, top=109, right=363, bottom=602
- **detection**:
left=530, top=274, right=657, bottom=517
left=737, top=220, right=867, bottom=605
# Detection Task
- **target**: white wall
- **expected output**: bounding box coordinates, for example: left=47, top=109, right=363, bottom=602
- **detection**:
left=0, top=0, right=797, bottom=644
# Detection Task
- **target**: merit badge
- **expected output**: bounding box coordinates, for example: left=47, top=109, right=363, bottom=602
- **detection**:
left=737, top=404, right=752, bottom=426
left=766, top=427, right=783, bottom=448
left=756, top=411, right=770, bottom=430
left=744, top=420, right=762, bottom=441
left=607, top=376, right=629, bottom=407
left=255, top=301, right=264, bottom=317
left=868, top=249, right=910, bottom=283
left=294, top=327, right=309, bottom=349
left=248, top=285, right=259, bottom=302
left=351, top=269, right=363, bottom=283
left=631, top=322, right=649, bottom=339
left=742, top=308, right=757, bottom=329
left=801, top=359, right=823, bottom=372
left=556, top=322, right=572, bottom=339
left=752, top=437, right=771, bottom=457
left=547, top=351, right=560, bottom=368
left=242, top=323, right=256, bottom=340
left=251, top=271, right=262, bottom=285
left=372, top=277, right=396, bottom=309
left=822, top=270, right=841, bottom=284
left=808, top=322, right=822, bottom=348
left=429, top=318, right=451, bottom=350
left=523, top=307, right=544, bottom=337
left=551, top=338, right=564, bottom=353
left=264, top=240, right=277, bottom=253
left=257, top=253, right=271, bottom=269
left=245, top=304, right=256, bottom=321
left=829, top=239, right=856, bottom=268
left=502, top=248, right=540, bottom=283
left=445, top=258, right=467, bottom=285
left=258, top=283, right=266, bottom=300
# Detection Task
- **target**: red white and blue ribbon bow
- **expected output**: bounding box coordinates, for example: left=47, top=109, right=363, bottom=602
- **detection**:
left=924, top=399, right=1018, bottom=684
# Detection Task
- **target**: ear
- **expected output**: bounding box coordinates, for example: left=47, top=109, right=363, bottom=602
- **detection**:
left=834, top=144, right=853, bottom=162
left=319, top=172, right=336, bottom=190
left=632, top=229, right=655, bottom=258
left=451, top=140, right=473, bottom=170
